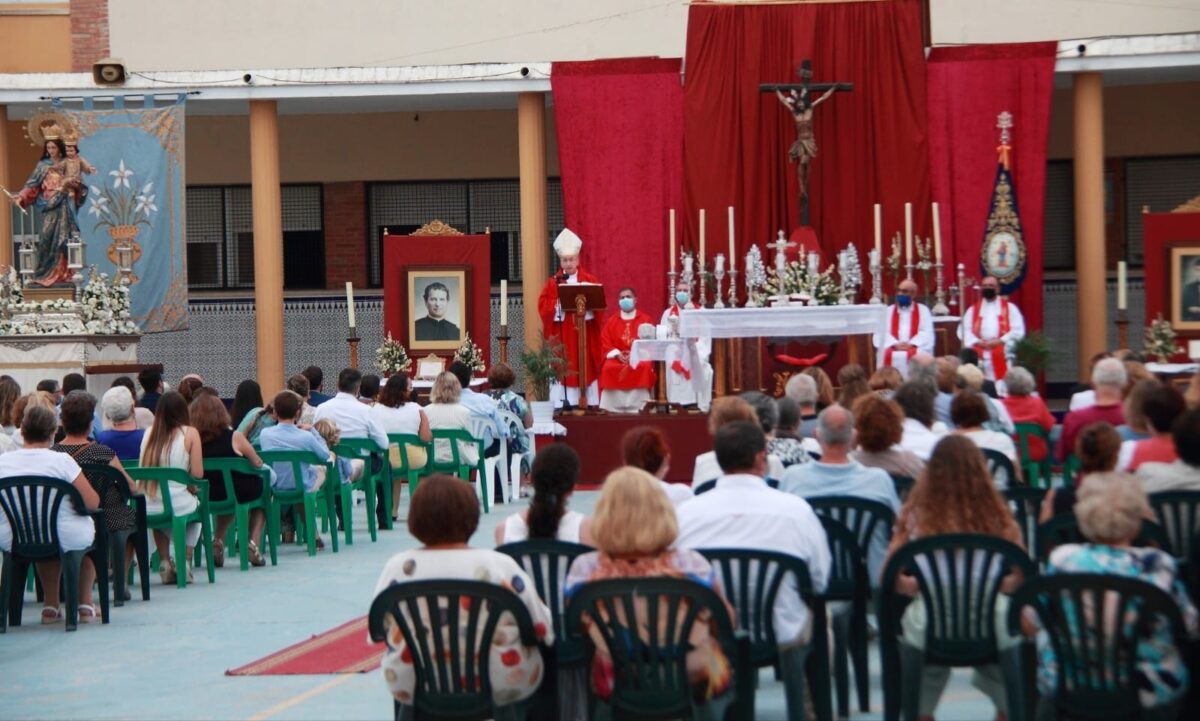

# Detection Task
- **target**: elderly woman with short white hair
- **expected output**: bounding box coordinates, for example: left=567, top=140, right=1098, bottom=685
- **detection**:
left=1032, top=472, right=1199, bottom=713
left=95, top=386, right=146, bottom=461
left=422, top=372, right=477, bottom=467
left=999, top=366, right=1055, bottom=464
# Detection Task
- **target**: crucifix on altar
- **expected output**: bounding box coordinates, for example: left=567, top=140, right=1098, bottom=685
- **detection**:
left=761, top=60, right=853, bottom=226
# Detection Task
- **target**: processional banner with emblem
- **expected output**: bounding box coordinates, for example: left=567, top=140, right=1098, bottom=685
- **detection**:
left=58, top=97, right=188, bottom=332
left=979, top=111, right=1027, bottom=295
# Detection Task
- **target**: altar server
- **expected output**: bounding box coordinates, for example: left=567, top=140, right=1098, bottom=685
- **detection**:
left=874, top=278, right=934, bottom=378
left=658, top=280, right=713, bottom=411
left=598, top=288, right=656, bottom=414
left=537, top=228, right=603, bottom=409
left=958, top=275, right=1026, bottom=382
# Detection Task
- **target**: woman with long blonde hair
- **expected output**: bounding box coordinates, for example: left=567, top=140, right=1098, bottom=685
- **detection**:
left=884, top=435, right=1023, bottom=721
left=139, top=390, right=204, bottom=584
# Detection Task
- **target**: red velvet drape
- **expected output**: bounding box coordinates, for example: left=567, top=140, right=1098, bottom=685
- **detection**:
left=551, top=58, right=684, bottom=313
left=927, top=43, right=1056, bottom=331
left=682, top=0, right=930, bottom=295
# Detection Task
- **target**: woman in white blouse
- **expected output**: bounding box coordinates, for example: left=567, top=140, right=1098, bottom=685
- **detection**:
left=139, top=390, right=205, bottom=584
left=422, top=372, right=477, bottom=466
left=369, top=374, right=432, bottom=518
left=495, top=444, right=593, bottom=545
left=951, top=391, right=1019, bottom=487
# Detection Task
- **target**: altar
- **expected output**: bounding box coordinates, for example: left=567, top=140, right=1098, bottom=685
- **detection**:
left=0, top=334, right=142, bottom=394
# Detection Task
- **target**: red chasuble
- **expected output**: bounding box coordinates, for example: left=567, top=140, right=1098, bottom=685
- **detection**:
left=599, top=311, right=657, bottom=391
left=537, top=268, right=604, bottom=388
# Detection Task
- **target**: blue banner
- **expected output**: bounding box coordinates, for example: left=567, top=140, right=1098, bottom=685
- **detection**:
left=63, top=98, right=187, bottom=332
left=978, top=162, right=1028, bottom=296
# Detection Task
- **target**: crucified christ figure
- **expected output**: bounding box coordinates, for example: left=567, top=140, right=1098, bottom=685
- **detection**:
left=776, top=83, right=838, bottom=203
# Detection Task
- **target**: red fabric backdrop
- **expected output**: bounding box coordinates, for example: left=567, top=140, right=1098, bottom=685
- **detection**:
left=927, top=43, right=1056, bottom=331
left=682, top=0, right=930, bottom=297
left=382, top=231, right=491, bottom=366
left=1143, top=212, right=1200, bottom=359
left=551, top=58, right=684, bottom=313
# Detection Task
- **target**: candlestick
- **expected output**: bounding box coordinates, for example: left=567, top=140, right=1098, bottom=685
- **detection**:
left=874, top=203, right=882, bottom=258
left=727, top=267, right=739, bottom=309
left=1117, top=260, right=1127, bottom=310
left=345, top=281, right=356, bottom=328
left=904, top=202, right=913, bottom=266
left=698, top=258, right=708, bottom=309
left=727, top=206, right=735, bottom=261
left=348, top=327, right=360, bottom=369
left=1115, top=308, right=1130, bottom=351
left=932, top=202, right=943, bottom=264
left=713, top=256, right=726, bottom=309
left=868, top=250, right=883, bottom=305
left=667, top=269, right=678, bottom=309
left=956, top=263, right=967, bottom=309
left=699, top=208, right=706, bottom=271
left=500, top=279, right=508, bottom=325
left=669, top=209, right=676, bottom=272
left=932, top=260, right=949, bottom=315
left=498, top=323, right=511, bottom=364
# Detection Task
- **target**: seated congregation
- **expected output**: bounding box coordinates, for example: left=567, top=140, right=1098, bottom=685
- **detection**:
left=5, top=349, right=1200, bottom=721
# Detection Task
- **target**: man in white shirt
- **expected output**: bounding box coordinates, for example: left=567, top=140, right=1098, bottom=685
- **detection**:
left=958, top=275, right=1026, bottom=381
left=448, top=361, right=508, bottom=503
left=675, top=419, right=830, bottom=719
left=874, top=278, right=934, bottom=378
left=780, top=404, right=900, bottom=583
left=313, top=368, right=390, bottom=527
left=893, top=381, right=946, bottom=460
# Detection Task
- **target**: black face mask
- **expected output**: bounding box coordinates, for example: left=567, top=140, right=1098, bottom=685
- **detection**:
left=982, top=288, right=997, bottom=301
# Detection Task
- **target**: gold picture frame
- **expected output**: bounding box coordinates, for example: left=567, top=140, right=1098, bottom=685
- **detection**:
left=416, top=353, right=446, bottom=381
left=407, top=267, right=468, bottom=351
left=1170, top=246, right=1200, bottom=331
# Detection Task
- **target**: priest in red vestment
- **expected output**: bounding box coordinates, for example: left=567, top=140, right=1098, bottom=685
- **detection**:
left=537, top=228, right=603, bottom=408
left=599, top=287, right=656, bottom=414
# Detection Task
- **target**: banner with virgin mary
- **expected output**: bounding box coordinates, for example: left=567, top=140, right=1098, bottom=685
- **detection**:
left=56, top=97, right=188, bottom=332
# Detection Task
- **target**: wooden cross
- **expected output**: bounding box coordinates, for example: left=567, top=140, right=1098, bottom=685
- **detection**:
left=761, top=60, right=854, bottom=225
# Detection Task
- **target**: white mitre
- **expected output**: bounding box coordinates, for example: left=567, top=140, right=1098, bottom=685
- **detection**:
left=553, top=228, right=583, bottom=257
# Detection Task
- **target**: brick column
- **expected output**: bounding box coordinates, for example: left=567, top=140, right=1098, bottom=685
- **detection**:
left=322, top=181, right=368, bottom=289
left=70, top=0, right=110, bottom=72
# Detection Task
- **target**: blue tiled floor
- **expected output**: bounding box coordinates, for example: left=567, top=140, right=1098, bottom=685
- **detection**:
left=0, top=490, right=999, bottom=720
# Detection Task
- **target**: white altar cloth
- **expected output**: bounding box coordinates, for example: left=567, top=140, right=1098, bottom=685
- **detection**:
left=0, top=334, right=140, bottom=394
left=629, top=338, right=706, bottom=398
left=679, top=304, right=887, bottom=340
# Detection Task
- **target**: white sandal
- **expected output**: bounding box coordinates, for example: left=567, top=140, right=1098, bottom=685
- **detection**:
left=40, top=606, right=62, bottom=624
left=78, top=604, right=99, bottom=623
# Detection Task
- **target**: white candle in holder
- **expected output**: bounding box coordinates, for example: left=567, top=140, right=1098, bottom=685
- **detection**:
left=1117, top=261, right=1127, bottom=310
left=699, top=208, right=706, bottom=269
left=874, top=203, right=882, bottom=257
left=669, top=208, right=676, bottom=272
left=345, top=282, right=356, bottom=328
left=904, top=202, right=913, bottom=265
left=500, top=279, right=508, bottom=325
left=727, top=206, right=735, bottom=260
left=932, top=201, right=943, bottom=263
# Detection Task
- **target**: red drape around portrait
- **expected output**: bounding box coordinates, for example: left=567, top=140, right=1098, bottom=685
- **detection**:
left=927, top=42, right=1056, bottom=331
left=682, top=0, right=930, bottom=298
left=551, top=58, right=684, bottom=315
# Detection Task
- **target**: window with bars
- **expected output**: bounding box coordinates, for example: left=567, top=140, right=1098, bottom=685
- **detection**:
left=184, top=184, right=324, bottom=289
left=365, top=178, right=565, bottom=287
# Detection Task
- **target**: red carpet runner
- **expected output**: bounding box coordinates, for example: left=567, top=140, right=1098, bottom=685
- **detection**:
left=226, top=616, right=384, bottom=676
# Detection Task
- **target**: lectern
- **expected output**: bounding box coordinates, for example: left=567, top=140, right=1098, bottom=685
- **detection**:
left=556, top=282, right=606, bottom=410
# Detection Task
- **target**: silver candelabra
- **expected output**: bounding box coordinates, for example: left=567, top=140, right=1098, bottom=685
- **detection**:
left=667, top=269, right=678, bottom=310
left=727, top=267, right=739, bottom=308
left=698, top=260, right=708, bottom=309
left=932, top=260, right=949, bottom=315
left=713, top=253, right=726, bottom=308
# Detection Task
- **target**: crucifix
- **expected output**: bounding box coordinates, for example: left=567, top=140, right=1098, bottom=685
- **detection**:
left=761, top=60, right=854, bottom=225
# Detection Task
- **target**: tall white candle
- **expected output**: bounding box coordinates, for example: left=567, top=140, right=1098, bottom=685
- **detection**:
left=500, top=279, right=508, bottom=325
left=699, top=209, right=706, bottom=269
left=874, top=203, right=882, bottom=257
left=1117, top=261, right=1127, bottom=310
left=904, top=202, right=913, bottom=265
left=727, top=206, right=735, bottom=260
left=932, top=202, right=943, bottom=263
left=345, top=282, right=356, bottom=328
left=669, top=208, right=676, bottom=272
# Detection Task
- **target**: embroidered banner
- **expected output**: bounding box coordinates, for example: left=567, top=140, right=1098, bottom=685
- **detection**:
left=63, top=98, right=188, bottom=332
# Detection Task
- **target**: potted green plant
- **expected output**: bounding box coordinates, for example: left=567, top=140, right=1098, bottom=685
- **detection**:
left=1014, top=331, right=1053, bottom=377
left=520, top=338, right=568, bottom=424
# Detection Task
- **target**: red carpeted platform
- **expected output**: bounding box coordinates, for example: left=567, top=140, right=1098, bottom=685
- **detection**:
left=545, top=413, right=710, bottom=486
left=225, top=616, right=384, bottom=676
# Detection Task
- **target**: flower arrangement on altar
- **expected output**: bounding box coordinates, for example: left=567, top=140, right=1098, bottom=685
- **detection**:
left=1144, top=314, right=1178, bottom=363
left=375, top=333, right=412, bottom=375
left=762, top=260, right=842, bottom=306
left=80, top=268, right=138, bottom=335
left=453, top=333, right=486, bottom=374
left=0, top=266, right=137, bottom=336
left=743, top=245, right=769, bottom=306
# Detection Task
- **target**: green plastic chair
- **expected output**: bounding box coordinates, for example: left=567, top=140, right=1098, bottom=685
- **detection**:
left=1148, top=490, right=1200, bottom=577
left=368, top=579, right=541, bottom=721
left=889, top=473, right=916, bottom=503
left=0, top=476, right=111, bottom=632
left=335, top=437, right=392, bottom=538
left=125, top=466, right=216, bottom=589
left=1060, top=453, right=1081, bottom=487
left=1012, top=422, right=1052, bottom=488
left=982, top=448, right=1020, bottom=488
left=879, top=534, right=1037, bottom=721
left=1001, top=486, right=1048, bottom=557
left=257, top=449, right=341, bottom=554
left=386, top=432, right=430, bottom=504
left=564, top=576, right=755, bottom=721
left=816, top=514, right=873, bottom=719
left=1008, top=573, right=1189, bottom=721
left=428, top=428, right=491, bottom=513
left=80, top=463, right=151, bottom=604
left=699, top=548, right=832, bottom=721
left=201, top=457, right=276, bottom=570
